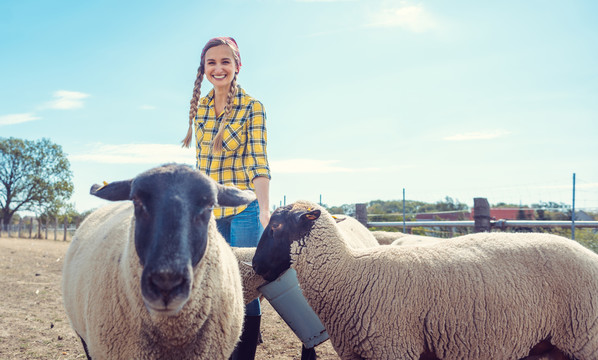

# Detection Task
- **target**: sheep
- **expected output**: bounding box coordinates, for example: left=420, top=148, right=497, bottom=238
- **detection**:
left=372, top=230, right=442, bottom=246
left=62, top=164, right=256, bottom=359
left=333, top=215, right=380, bottom=248
left=230, top=213, right=380, bottom=306
left=252, top=200, right=598, bottom=360
left=370, top=230, right=407, bottom=245
left=390, top=234, right=442, bottom=246
left=231, top=247, right=266, bottom=304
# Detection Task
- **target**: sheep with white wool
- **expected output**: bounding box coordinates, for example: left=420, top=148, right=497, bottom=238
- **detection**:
left=372, top=230, right=442, bottom=246
left=252, top=200, right=598, bottom=360
left=370, top=230, right=407, bottom=244
left=390, top=234, right=442, bottom=246
left=62, top=164, right=255, bottom=359
left=232, top=247, right=266, bottom=304
left=231, top=216, right=379, bottom=307
left=332, top=214, right=380, bottom=248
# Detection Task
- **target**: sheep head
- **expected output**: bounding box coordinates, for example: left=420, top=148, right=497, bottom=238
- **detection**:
left=252, top=202, right=321, bottom=282
left=90, top=163, right=256, bottom=315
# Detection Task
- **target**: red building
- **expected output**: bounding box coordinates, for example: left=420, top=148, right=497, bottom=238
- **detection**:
left=415, top=211, right=471, bottom=221
left=472, top=207, right=536, bottom=220
left=416, top=208, right=536, bottom=221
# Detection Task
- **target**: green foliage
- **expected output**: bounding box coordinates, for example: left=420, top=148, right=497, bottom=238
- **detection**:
left=573, top=229, right=598, bottom=253
left=0, top=137, right=74, bottom=225
left=325, top=197, right=598, bottom=250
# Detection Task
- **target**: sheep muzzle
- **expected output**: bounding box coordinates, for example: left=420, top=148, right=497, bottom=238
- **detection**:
left=141, top=263, right=193, bottom=316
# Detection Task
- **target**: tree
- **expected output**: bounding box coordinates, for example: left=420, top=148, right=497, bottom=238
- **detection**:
left=0, top=137, right=74, bottom=225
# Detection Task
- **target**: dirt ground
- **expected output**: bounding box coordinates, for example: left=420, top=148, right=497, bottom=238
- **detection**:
left=0, top=236, right=340, bottom=360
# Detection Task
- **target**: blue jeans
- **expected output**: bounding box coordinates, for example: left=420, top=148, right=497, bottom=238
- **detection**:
left=217, top=200, right=263, bottom=316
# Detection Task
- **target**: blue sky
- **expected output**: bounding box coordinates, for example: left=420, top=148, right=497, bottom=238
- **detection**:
left=1, top=0, right=597, bottom=213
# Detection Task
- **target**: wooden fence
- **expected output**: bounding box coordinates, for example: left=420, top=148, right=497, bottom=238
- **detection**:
left=0, top=217, right=78, bottom=241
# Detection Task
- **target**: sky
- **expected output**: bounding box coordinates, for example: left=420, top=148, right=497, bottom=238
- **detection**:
left=1, top=0, right=597, bottom=214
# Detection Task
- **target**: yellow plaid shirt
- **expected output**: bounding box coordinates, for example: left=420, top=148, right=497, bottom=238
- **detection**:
left=194, top=85, right=271, bottom=219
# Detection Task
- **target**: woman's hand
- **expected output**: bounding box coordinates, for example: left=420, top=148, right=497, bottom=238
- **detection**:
left=253, top=176, right=271, bottom=229
left=259, top=208, right=271, bottom=229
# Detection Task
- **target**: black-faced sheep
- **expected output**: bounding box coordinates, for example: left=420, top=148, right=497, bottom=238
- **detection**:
left=62, top=164, right=255, bottom=359
left=252, top=200, right=598, bottom=360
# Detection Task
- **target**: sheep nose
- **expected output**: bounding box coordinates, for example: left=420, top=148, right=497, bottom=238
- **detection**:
left=149, top=270, right=185, bottom=294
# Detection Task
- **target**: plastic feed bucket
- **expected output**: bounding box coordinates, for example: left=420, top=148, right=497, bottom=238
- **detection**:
left=258, top=268, right=329, bottom=348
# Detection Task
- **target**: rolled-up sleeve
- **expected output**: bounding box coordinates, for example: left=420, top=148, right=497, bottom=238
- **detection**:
left=245, top=100, right=271, bottom=180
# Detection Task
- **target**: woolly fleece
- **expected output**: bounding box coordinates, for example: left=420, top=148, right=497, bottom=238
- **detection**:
left=371, top=230, right=407, bottom=245
left=232, top=247, right=266, bottom=304
left=288, top=201, right=598, bottom=360
left=333, top=215, right=380, bottom=248
left=62, top=202, right=244, bottom=359
left=390, top=234, right=442, bottom=246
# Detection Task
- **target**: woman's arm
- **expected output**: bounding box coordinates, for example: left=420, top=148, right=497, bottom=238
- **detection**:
left=253, top=176, right=270, bottom=228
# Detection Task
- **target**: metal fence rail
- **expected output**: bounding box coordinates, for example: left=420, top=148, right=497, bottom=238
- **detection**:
left=367, top=220, right=598, bottom=229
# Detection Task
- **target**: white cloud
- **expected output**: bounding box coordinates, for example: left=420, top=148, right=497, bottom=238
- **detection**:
left=296, top=0, right=355, bottom=2
left=0, top=113, right=41, bottom=126
left=71, top=145, right=379, bottom=174
left=367, top=4, right=438, bottom=32
left=44, top=90, right=90, bottom=110
left=70, top=143, right=195, bottom=165
left=537, top=182, right=598, bottom=190
left=443, top=130, right=511, bottom=141
left=271, top=159, right=379, bottom=173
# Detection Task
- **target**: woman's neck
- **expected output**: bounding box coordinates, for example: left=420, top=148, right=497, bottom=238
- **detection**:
left=213, top=86, right=229, bottom=117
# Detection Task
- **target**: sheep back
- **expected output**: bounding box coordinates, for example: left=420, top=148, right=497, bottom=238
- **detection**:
left=371, top=230, right=407, bottom=245
left=390, top=234, right=441, bottom=246
left=333, top=215, right=379, bottom=248
left=297, top=223, right=598, bottom=359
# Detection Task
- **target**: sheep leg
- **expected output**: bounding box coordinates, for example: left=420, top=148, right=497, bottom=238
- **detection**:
left=522, top=339, right=572, bottom=360
left=78, top=334, right=92, bottom=360
left=301, top=345, right=316, bottom=360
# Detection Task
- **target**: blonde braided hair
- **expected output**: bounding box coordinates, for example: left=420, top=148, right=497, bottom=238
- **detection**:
left=181, top=37, right=242, bottom=151
left=211, top=74, right=238, bottom=153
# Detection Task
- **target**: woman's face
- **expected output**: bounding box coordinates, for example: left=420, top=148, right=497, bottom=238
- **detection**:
left=204, top=45, right=238, bottom=90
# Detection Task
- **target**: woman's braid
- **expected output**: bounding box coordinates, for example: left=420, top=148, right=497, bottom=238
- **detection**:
left=181, top=65, right=204, bottom=147
left=212, top=73, right=238, bottom=153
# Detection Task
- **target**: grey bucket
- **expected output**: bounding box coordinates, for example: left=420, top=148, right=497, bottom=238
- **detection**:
left=258, top=268, right=329, bottom=348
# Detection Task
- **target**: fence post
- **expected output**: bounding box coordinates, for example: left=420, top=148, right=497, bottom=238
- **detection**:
left=473, top=197, right=491, bottom=233
left=54, top=217, right=58, bottom=240
left=29, top=218, right=33, bottom=238
left=355, top=203, right=368, bottom=227
left=45, top=218, right=48, bottom=240
left=0, top=220, right=3, bottom=237
left=18, top=218, right=23, bottom=238
left=63, top=216, right=68, bottom=241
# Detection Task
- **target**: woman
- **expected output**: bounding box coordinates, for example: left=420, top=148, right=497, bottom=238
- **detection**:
left=182, top=37, right=270, bottom=360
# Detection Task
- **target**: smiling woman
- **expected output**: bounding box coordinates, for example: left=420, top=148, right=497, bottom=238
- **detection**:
left=180, top=36, right=274, bottom=360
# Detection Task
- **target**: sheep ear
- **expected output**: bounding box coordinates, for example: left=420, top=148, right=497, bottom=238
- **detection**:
left=333, top=215, right=346, bottom=223
left=216, top=184, right=257, bottom=207
left=90, top=180, right=132, bottom=201
left=299, top=210, right=321, bottom=223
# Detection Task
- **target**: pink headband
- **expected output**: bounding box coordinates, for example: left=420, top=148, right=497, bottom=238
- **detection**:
left=210, top=36, right=242, bottom=73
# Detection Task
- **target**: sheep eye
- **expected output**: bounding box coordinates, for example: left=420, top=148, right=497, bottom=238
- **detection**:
left=271, top=223, right=283, bottom=231
left=194, top=207, right=213, bottom=223
left=132, top=198, right=148, bottom=215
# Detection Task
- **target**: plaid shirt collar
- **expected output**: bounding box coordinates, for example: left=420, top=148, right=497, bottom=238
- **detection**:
left=199, top=85, right=245, bottom=107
